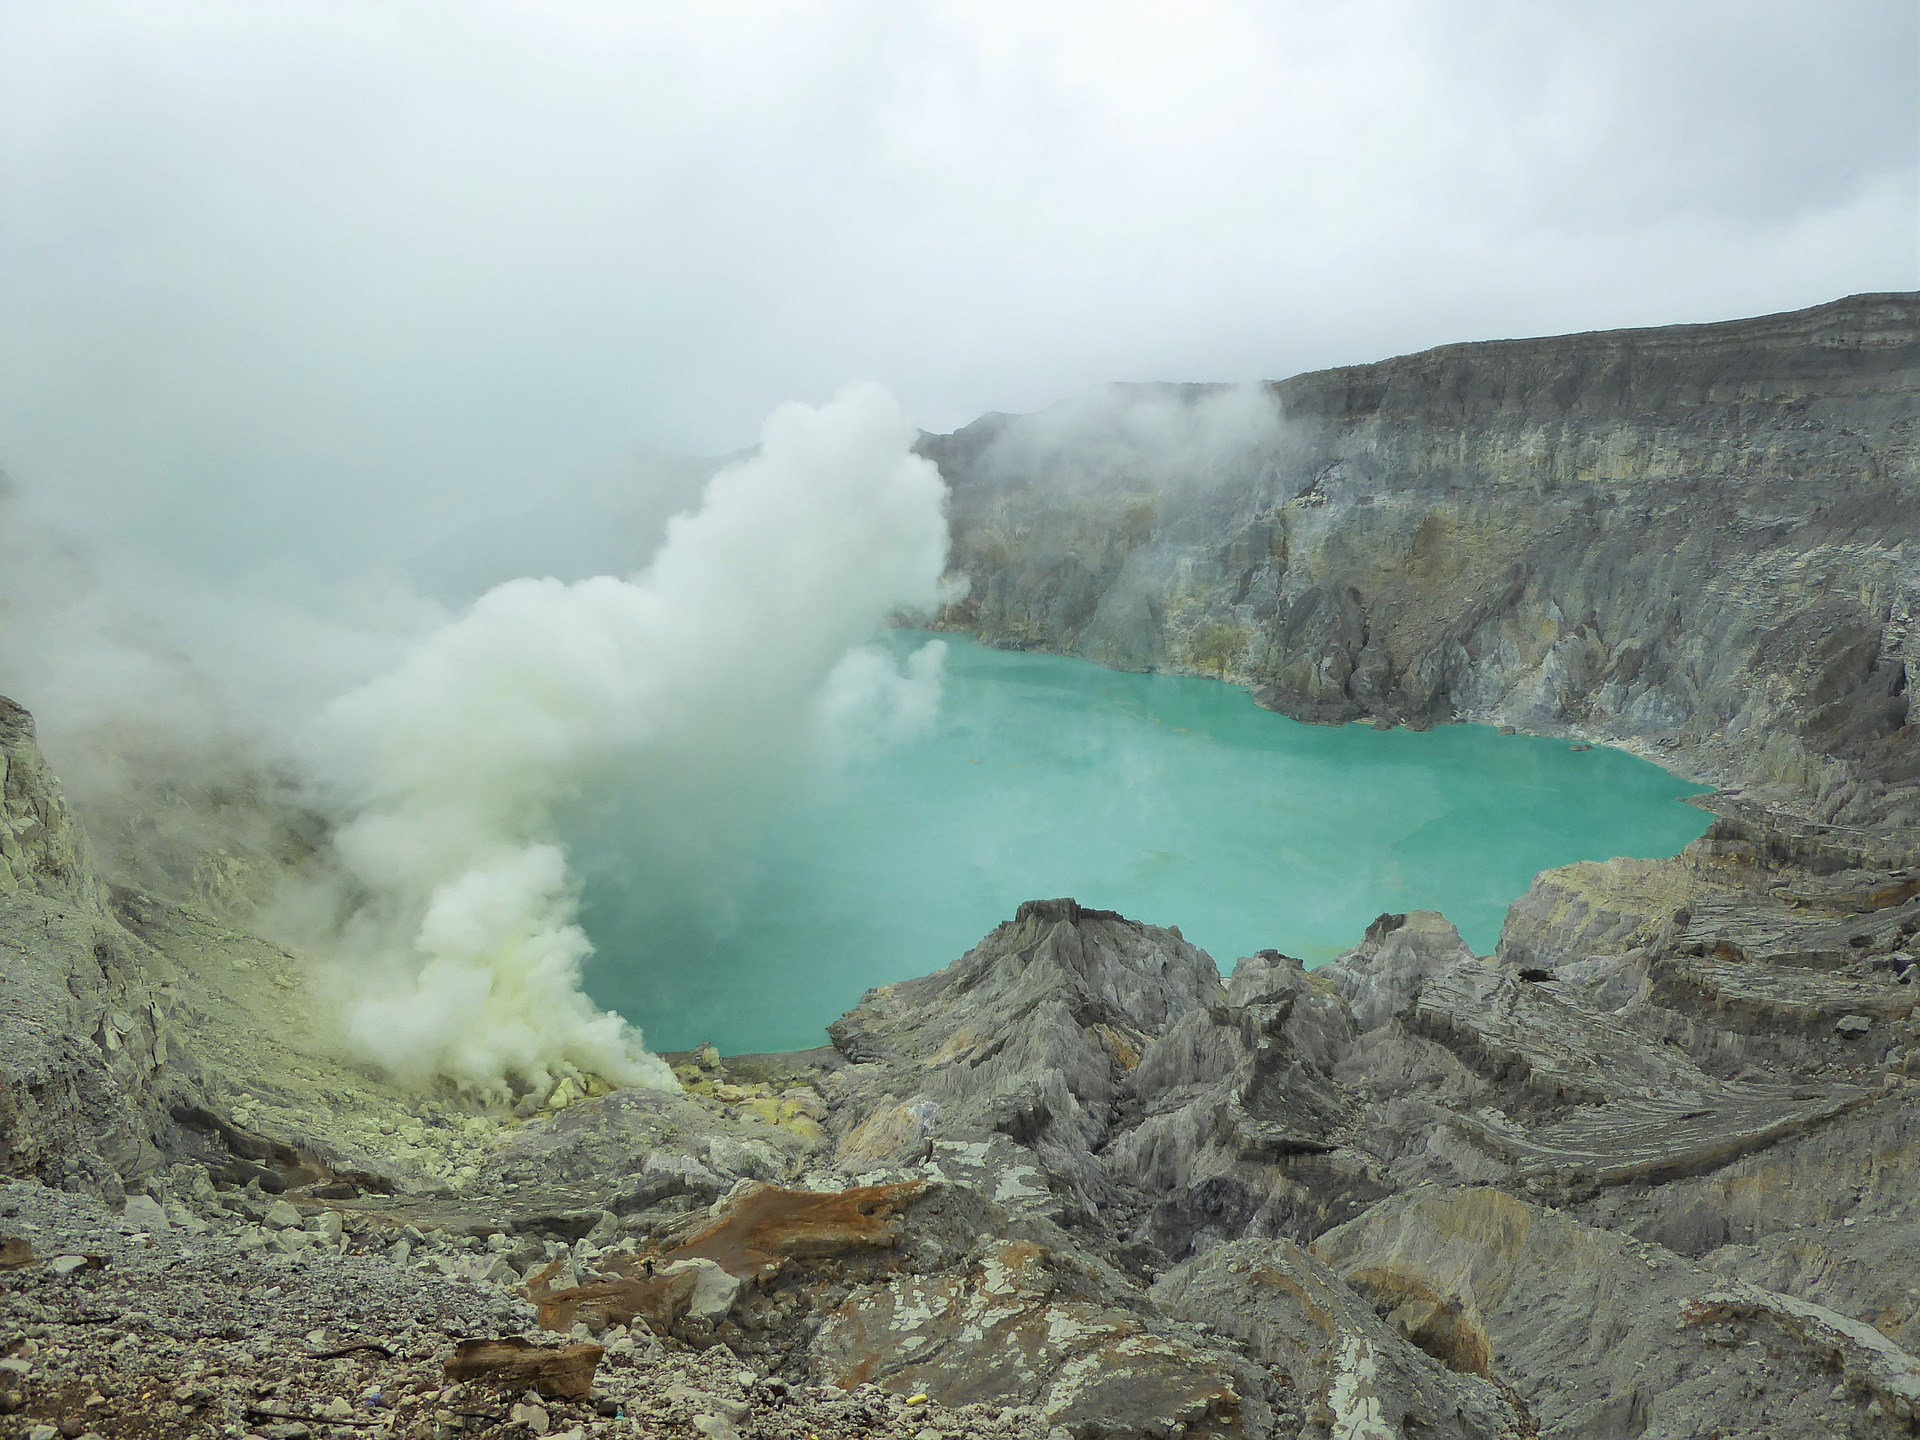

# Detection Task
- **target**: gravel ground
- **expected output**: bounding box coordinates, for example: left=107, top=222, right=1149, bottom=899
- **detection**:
left=0, top=1178, right=1049, bottom=1440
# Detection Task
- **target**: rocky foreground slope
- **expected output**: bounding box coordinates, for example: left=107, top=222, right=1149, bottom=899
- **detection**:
left=5, top=296, right=1920, bottom=1439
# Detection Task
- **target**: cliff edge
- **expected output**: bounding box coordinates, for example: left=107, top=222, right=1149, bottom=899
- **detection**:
left=928, top=292, right=1920, bottom=827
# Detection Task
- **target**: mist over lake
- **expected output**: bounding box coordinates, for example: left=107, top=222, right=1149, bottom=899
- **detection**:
left=576, top=631, right=1712, bottom=1055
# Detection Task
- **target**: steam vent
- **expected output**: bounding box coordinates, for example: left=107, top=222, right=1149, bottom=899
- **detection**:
left=1, top=291, right=1918, bottom=1437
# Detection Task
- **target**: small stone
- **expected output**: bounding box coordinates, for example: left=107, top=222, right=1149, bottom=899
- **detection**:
left=692, top=1416, right=740, bottom=1440
left=319, top=1397, right=353, bottom=1421
left=48, top=1255, right=90, bottom=1276
left=1836, top=1015, right=1872, bottom=1037
left=263, top=1200, right=303, bottom=1229
left=121, top=1195, right=170, bottom=1232
left=57, top=1417, right=85, bottom=1438
left=509, top=1399, right=551, bottom=1434
left=659, top=1256, right=742, bottom=1324
left=443, top=1338, right=603, bottom=1401
left=27, top=1425, right=56, bottom=1440
left=471, top=1253, right=515, bottom=1285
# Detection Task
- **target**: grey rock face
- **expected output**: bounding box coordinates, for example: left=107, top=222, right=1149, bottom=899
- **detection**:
left=808, top=878, right=1920, bottom=1436
left=808, top=1227, right=1252, bottom=1439
left=0, top=695, right=435, bottom=1205
left=926, top=293, right=1920, bottom=821
left=0, top=696, right=104, bottom=908
left=0, top=697, right=186, bottom=1198
left=1150, top=1238, right=1522, bottom=1439
left=1327, top=910, right=1471, bottom=1033
left=829, top=898, right=1223, bottom=1213
left=1314, top=1185, right=1920, bottom=1439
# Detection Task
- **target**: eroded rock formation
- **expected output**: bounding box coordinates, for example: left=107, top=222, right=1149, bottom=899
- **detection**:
left=927, top=293, right=1920, bottom=824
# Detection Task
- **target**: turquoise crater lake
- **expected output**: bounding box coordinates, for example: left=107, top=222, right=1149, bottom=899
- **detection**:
left=577, top=632, right=1711, bottom=1057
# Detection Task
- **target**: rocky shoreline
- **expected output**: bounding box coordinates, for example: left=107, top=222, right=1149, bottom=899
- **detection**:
left=6, top=295, right=1920, bottom=1439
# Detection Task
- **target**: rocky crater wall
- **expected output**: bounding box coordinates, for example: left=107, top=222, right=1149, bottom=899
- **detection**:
left=926, top=293, right=1920, bottom=825
left=7, top=297, right=1920, bottom=1440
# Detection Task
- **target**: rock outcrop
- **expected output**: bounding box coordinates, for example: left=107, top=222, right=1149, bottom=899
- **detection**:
left=0, top=696, right=186, bottom=1197
left=1315, top=1185, right=1920, bottom=1439
left=796, top=887, right=1918, bottom=1435
left=927, top=292, right=1920, bottom=824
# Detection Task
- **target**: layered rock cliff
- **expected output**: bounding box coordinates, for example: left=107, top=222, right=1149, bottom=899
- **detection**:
left=927, top=293, right=1920, bottom=826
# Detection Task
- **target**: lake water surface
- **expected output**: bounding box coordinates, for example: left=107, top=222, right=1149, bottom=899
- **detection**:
left=578, top=632, right=1711, bottom=1055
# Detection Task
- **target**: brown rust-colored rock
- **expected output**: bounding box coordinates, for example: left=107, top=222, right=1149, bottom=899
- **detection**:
left=655, top=1178, right=926, bottom=1279
left=811, top=1238, right=1249, bottom=1438
left=535, top=1180, right=925, bottom=1333
left=531, top=1267, right=685, bottom=1336
left=442, top=1338, right=604, bottom=1399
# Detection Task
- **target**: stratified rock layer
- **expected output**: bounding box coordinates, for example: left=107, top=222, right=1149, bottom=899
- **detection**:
left=927, top=293, right=1920, bottom=823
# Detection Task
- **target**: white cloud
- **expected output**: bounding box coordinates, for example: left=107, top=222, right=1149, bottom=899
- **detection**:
left=0, top=0, right=1910, bottom=572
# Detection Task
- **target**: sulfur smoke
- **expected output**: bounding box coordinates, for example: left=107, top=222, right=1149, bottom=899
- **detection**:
left=311, top=383, right=950, bottom=1096
left=978, top=382, right=1286, bottom=493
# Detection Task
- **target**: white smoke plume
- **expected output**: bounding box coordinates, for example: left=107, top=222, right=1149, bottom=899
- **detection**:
left=310, top=382, right=950, bottom=1096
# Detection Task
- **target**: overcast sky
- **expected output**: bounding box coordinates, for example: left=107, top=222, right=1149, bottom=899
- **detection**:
left=2, top=0, right=1915, bottom=573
